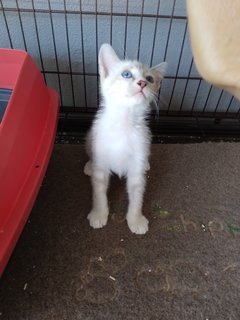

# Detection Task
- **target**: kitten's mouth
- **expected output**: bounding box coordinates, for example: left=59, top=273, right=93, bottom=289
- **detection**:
left=127, top=90, right=147, bottom=99
left=136, top=90, right=146, bottom=98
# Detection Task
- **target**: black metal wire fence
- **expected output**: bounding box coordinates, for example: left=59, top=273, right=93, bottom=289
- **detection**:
left=1, top=0, right=240, bottom=138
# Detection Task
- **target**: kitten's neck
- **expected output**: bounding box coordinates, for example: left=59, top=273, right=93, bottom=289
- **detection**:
left=102, top=96, right=149, bottom=120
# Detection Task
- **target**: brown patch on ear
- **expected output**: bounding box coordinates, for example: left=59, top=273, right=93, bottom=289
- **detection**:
left=148, top=70, right=162, bottom=91
left=151, top=62, right=167, bottom=82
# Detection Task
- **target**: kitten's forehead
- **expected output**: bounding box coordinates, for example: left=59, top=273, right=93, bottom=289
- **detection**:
left=123, top=60, right=148, bottom=73
left=116, top=60, right=150, bottom=75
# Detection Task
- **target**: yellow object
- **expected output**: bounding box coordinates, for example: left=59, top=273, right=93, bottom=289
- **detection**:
left=186, top=0, right=240, bottom=100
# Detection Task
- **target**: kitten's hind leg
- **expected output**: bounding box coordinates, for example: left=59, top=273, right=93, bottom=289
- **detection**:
left=87, top=168, right=110, bottom=229
left=84, top=160, right=92, bottom=176
left=126, top=172, right=149, bottom=234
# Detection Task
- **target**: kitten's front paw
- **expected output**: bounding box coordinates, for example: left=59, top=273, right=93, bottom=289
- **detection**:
left=87, top=210, right=108, bottom=229
left=127, top=215, right=149, bottom=235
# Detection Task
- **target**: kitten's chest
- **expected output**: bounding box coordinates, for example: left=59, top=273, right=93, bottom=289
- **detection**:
left=102, top=127, right=139, bottom=176
left=105, top=108, right=144, bottom=140
left=105, top=113, right=145, bottom=145
left=104, top=122, right=137, bottom=154
left=98, top=117, right=144, bottom=154
left=94, top=113, right=150, bottom=176
left=95, top=109, right=150, bottom=158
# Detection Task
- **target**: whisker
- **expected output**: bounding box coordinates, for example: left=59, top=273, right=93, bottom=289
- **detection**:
left=148, top=87, right=170, bottom=119
left=148, top=91, right=160, bottom=117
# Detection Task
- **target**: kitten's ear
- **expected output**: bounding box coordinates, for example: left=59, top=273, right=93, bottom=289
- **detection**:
left=99, top=44, right=121, bottom=80
left=151, top=62, right=167, bottom=80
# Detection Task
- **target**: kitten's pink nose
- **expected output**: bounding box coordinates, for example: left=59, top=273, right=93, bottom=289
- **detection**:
left=137, top=80, right=147, bottom=89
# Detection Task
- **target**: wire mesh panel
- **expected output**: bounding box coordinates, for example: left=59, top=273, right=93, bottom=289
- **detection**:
left=1, top=0, right=240, bottom=129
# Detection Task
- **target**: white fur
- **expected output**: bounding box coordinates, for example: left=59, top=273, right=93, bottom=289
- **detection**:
left=84, top=44, right=166, bottom=234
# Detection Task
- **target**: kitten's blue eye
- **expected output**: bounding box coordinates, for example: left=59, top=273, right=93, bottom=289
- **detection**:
left=121, top=70, right=132, bottom=79
left=146, top=75, right=154, bottom=83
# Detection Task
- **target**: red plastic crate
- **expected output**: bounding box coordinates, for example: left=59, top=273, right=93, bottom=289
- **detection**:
left=0, top=49, right=59, bottom=276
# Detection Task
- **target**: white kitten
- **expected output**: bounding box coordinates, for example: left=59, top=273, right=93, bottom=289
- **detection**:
left=84, top=43, right=167, bottom=234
